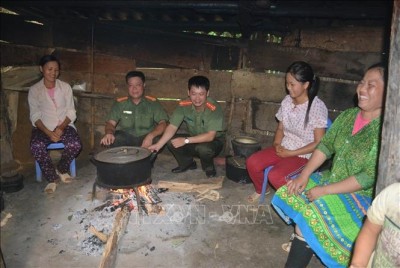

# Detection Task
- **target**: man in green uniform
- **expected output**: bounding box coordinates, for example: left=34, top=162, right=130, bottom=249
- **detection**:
left=149, top=75, right=225, bottom=178
left=100, top=71, right=168, bottom=149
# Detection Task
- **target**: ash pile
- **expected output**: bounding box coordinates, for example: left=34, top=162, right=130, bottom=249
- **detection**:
left=70, top=185, right=199, bottom=256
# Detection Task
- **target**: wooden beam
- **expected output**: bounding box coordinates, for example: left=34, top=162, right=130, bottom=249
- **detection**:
left=377, top=0, right=400, bottom=193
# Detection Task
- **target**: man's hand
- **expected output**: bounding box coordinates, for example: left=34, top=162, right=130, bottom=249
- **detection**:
left=100, top=134, right=115, bottom=146
left=141, top=134, right=154, bottom=149
left=276, top=147, right=293, bottom=158
left=170, top=137, right=186, bottom=148
left=148, top=143, right=161, bottom=153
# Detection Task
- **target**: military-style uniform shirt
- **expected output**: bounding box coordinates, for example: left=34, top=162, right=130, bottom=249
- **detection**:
left=169, top=97, right=225, bottom=138
left=107, top=96, right=168, bottom=137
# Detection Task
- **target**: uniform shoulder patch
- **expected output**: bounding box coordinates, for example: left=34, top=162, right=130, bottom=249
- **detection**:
left=145, top=95, right=157, bottom=101
left=116, top=96, right=128, bottom=102
left=179, top=100, right=192, bottom=106
left=206, top=102, right=216, bottom=111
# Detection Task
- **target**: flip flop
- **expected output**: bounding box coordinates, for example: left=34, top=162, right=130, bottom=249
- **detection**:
left=56, top=170, right=73, bottom=183
left=282, top=242, right=291, bottom=253
left=247, top=192, right=261, bottom=203
left=247, top=189, right=272, bottom=203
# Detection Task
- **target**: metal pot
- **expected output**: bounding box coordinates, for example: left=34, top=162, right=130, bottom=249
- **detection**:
left=231, top=136, right=261, bottom=158
left=91, top=146, right=153, bottom=189
left=225, top=155, right=252, bottom=184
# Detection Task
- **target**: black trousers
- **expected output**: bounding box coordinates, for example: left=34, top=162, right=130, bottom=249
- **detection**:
left=167, top=134, right=224, bottom=171
left=112, top=130, right=146, bottom=147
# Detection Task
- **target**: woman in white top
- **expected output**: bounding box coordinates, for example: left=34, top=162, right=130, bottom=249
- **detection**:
left=246, top=61, right=328, bottom=202
left=28, top=55, right=82, bottom=193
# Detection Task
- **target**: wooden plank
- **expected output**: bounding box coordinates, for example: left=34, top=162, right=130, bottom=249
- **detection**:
left=247, top=42, right=383, bottom=80
left=94, top=26, right=215, bottom=70
left=157, top=176, right=224, bottom=193
left=0, top=43, right=53, bottom=66
left=283, top=26, right=385, bottom=53
left=98, top=206, right=130, bottom=268
left=137, top=68, right=232, bottom=101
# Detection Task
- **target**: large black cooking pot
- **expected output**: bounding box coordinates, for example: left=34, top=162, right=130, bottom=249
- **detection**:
left=91, top=146, right=153, bottom=189
left=225, top=155, right=252, bottom=184
left=231, top=136, right=261, bottom=158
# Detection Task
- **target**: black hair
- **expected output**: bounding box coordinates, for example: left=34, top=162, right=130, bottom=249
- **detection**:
left=286, top=61, right=319, bottom=128
left=367, top=62, right=387, bottom=89
left=125, top=71, right=145, bottom=84
left=188, top=75, right=210, bottom=91
left=39, top=54, right=60, bottom=68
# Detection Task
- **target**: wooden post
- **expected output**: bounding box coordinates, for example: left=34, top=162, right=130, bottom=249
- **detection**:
left=377, top=0, right=400, bottom=193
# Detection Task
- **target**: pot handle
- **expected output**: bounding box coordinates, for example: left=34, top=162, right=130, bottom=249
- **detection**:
left=149, top=151, right=158, bottom=164
left=90, top=156, right=98, bottom=166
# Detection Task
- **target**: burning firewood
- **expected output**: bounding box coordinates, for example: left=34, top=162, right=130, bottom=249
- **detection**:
left=93, top=200, right=112, bottom=212
left=137, top=184, right=162, bottom=204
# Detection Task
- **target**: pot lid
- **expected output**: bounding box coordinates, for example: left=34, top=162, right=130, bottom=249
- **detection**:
left=233, top=136, right=259, bottom=144
left=94, top=146, right=151, bottom=164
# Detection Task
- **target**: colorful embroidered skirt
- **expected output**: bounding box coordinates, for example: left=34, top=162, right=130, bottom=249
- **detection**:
left=271, top=173, right=371, bottom=267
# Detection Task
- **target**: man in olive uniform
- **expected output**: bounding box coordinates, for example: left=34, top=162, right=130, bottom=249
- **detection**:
left=100, top=71, right=168, bottom=149
left=149, top=75, right=225, bottom=178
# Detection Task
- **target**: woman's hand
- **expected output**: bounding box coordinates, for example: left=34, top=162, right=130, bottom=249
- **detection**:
left=47, top=130, right=61, bottom=142
left=276, top=147, right=293, bottom=158
left=287, top=175, right=309, bottom=195
left=54, top=126, right=64, bottom=137
left=305, top=186, right=327, bottom=202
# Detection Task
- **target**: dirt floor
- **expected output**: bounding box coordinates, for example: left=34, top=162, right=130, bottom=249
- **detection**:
left=1, top=151, right=325, bottom=268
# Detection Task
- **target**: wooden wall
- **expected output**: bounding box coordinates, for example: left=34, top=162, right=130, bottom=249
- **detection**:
left=0, top=13, right=389, bottom=164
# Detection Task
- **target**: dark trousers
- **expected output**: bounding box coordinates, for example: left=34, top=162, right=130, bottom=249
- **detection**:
left=167, top=134, right=224, bottom=171
left=112, top=130, right=160, bottom=165
left=112, top=130, right=146, bottom=147
left=30, top=126, right=82, bottom=182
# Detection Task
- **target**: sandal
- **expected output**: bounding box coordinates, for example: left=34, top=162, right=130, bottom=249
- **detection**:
left=44, top=182, right=57, bottom=194
left=56, top=170, right=73, bottom=183
left=247, top=192, right=261, bottom=203
left=282, top=242, right=292, bottom=253
left=282, top=233, right=307, bottom=253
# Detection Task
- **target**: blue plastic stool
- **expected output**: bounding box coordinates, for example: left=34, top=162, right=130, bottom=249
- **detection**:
left=258, top=117, right=333, bottom=204
left=35, top=142, right=76, bottom=182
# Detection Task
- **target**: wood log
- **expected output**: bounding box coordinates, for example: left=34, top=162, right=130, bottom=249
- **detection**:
left=89, top=225, right=109, bottom=243
left=377, top=0, right=400, bottom=193
left=157, top=176, right=224, bottom=193
left=98, top=206, right=131, bottom=268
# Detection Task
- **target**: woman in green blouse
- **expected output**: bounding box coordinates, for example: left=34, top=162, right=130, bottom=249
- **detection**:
left=271, top=63, right=386, bottom=268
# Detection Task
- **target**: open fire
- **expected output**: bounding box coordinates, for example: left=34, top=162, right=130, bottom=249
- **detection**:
left=94, top=184, right=165, bottom=216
